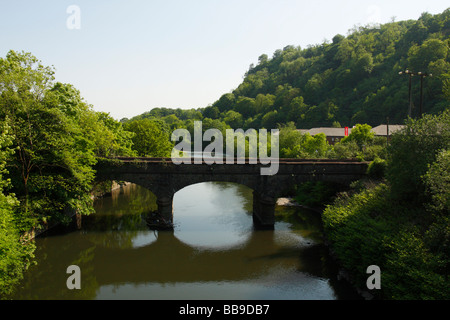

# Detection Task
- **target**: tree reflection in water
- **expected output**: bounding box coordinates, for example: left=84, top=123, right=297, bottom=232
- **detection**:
left=11, top=182, right=361, bottom=300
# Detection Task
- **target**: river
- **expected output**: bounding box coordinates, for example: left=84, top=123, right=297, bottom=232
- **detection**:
left=11, top=182, right=361, bottom=300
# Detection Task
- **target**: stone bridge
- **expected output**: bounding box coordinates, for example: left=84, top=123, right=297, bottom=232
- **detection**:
left=94, top=157, right=369, bottom=229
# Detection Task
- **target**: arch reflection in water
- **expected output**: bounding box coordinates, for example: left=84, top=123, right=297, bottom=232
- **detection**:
left=11, top=182, right=361, bottom=300
left=173, top=182, right=253, bottom=250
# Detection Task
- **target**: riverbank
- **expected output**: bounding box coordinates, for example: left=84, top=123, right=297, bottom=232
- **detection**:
left=277, top=196, right=374, bottom=300
left=276, top=197, right=323, bottom=213
left=322, top=180, right=450, bottom=300
left=27, top=181, right=129, bottom=241
left=9, top=181, right=361, bottom=300
left=276, top=197, right=299, bottom=207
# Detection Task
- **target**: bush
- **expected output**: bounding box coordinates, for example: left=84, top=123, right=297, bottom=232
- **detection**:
left=0, top=192, right=35, bottom=298
left=0, top=120, right=35, bottom=298
left=323, top=110, right=450, bottom=300
left=295, top=181, right=341, bottom=207
left=323, top=181, right=449, bottom=299
left=383, top=229, right=449, bottom=300
left=423, top=149, right=450, bottom=211
left=333, top=140, right=360, bottom=159
left=322, top=184, right=391, bottom=290
left=387, top=110, right=450, bottom=203
left=367, top=158, right=387, bottom=179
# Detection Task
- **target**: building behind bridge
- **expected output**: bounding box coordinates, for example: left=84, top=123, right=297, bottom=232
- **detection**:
left=297, top=124, right=405, bottom=145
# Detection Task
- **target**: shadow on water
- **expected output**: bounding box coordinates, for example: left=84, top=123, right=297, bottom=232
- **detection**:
left=11, top=182, right=362, bottom=300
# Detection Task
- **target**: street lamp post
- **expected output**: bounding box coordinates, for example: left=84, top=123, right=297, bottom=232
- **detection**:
left=399, top=70, right=414, bottom=118
left=417, top=72, right=432, bottom=117
left=399, top=70, right=432, bottom=118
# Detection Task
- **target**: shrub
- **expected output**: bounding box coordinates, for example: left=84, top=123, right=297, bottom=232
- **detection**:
left=323, top=182, right=449, bottom=299
left=367, top=158, right=387, bottom=179
left=387, top=110, right=450, bottom=203
left=295, top=181, right=341, bottom=207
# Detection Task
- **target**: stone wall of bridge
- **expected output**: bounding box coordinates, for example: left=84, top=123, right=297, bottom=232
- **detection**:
left=94, top=158, right=368, bottom=229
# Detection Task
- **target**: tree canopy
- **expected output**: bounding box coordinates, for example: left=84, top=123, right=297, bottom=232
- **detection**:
left=130, top=9, right=449, bottom=132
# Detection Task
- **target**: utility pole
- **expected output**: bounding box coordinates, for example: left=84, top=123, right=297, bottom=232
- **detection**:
left=399, top=70, right=432, bottom=118
left=417, top=72, right=432, bottom=118
left=399, top=70, right=414, bottom=118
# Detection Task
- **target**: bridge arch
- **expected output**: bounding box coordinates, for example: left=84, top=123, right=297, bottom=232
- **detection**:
left=93, top=157, right=369, bottom=230
left=172, top=181, right=254, bottom=249
left=171, top=175, right=258, bottom=195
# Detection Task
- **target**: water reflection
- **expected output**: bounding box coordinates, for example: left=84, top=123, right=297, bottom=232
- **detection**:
left=11, top=182, right=361, bottom=300
left=173, top=182, right=253, bottom=250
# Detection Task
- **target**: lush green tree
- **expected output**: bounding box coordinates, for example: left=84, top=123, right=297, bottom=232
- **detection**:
left=324, top=110, right=450, bottom=298
left=283, top=96, right=308, bottom=124
left=234, top=96, right=256, bottom=118
left=423, top=149, right=450, bottom=211
left=387, top=110, right=450, bottom=202
left=335, top=38, right=355, bottom=63
left=236, top=68, right=269, bottom=97
left=213, top=93, right=236, bottom=113
left=48, top=83, right=135, bottom=158
left=95, top=112, right=136, bottom=157
left=201, top=118, right=229, bottom=135
left=124, top=118, right=173, bottom=157
left=301, top=133, right=331, bottom=158
left=352, top=52, right=374, bottom=78
left=323, top=181, right=450, bottom=299
left=278, top=123, right=332, bottom=158
left=254, top=93, right=276, bottom=115
left=303, top=100, right=339, bottom=127
left=258, top=54, right=269, bottom=65
left=223, top=110, right=243, bottom=128
left=202, top=106, right=220, bottom=119
left=0, top=119, right=36, bottom=298
left=278, top=122, right=303, bottom=158
left=444, top=75, right=450, bottom=102
left=0, top=51, right=100, bottom=230
left=408, top=38, right=448, bottom=71
left=332, top=124, right=387, bottom=161
left=332, top=140, right=360, bottom=159
left=341, top=124, right=374, bottom=146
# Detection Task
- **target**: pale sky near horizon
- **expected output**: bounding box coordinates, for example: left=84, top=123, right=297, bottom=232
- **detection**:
left=1, top=1, right=449, bottom=120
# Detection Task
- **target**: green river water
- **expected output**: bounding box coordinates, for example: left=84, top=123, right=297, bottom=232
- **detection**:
left=11, top=182, right=361, bottom=300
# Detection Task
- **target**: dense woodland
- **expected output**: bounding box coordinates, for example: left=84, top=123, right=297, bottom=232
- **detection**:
left=124, top=9, right=450, bottom=130
left=0, top=9, right=449, bottom=299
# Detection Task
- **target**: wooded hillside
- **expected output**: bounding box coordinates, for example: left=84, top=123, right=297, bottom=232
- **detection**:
left=128, top=9, right=450, bottom=130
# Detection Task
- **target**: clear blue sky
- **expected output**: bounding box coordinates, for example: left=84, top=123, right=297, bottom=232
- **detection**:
left=1, top=0, right=448, bottom=120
